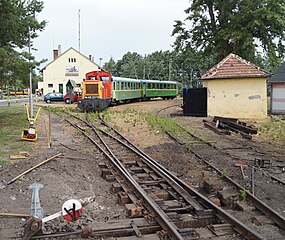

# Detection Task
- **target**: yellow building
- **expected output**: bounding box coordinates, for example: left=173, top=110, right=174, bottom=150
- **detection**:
left=201, top=54, right=271, bottom=119
left=41, top=46, right=100, bottom=95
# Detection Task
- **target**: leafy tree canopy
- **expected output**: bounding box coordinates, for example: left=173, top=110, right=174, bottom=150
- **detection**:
left=172, top=0, right=285, bottom=71
left=103, top=50, right=203, bottom=88
left=0, top=0, right=46, bottom=90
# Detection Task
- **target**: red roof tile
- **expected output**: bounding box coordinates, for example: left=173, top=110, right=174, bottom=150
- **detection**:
left=201, top=53, right=272, bottom=80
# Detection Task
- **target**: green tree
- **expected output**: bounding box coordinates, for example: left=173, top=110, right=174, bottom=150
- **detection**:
left=103, top=49, right=205, bottom=88
left=115, top=52, right=144, bottom=79
left=0, top=0, right=46, bottom=91
left=103, top=57, right=117, bottom=75
left=172, top=0, right=285, bottom=71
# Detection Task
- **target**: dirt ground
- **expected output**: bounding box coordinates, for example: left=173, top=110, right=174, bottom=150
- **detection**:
left=0, top=98, right=284, bottom=239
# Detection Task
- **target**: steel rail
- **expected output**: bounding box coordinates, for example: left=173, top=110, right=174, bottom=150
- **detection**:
left=170, top=119, right=285, bottom=186
left=63, top=117, right=184, bottom=240
left=153, top=111, right=285, bottom=230
left=161, top=122, right=285, bottom=231
left=61, top=112, right=277, bottom=239
left=92, top=121, right=204, bottom=212
left=99, top=117, right=266, bottom=240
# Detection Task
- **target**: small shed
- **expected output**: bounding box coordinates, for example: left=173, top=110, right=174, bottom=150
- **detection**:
left=66, top=79, right=77, bottom=93
left=268, top=62, right=285, bottom=115
left=200, top=54, right=271, bottom=119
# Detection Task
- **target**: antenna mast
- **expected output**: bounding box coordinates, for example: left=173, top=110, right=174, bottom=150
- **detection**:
left=78, top=9, right=81, bottom=52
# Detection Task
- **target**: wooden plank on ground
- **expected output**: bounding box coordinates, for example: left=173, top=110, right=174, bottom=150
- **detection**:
left=225, top=121, right=257, bottom=134
left=203, top=120, right=230, bottom=135
left=9, top=155, right=28, bottom=160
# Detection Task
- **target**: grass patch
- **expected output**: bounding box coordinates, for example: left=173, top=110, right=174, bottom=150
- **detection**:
left=258, top=119, right=285, bottom=142
left=147, top=115, right=182, bottom=134
left=0, top=104, right=36, bottom=165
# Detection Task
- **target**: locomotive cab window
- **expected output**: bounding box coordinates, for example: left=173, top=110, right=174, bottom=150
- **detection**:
left=100, top=76, right=109, bottom=82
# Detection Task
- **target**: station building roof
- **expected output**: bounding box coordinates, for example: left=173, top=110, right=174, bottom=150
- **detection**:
left=201, top=53, right=272, bottom=80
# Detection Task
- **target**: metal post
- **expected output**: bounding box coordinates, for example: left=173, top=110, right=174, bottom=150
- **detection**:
left=48, top=106, right=51, bottom=148
left=28, top=26, right=33, bottom=118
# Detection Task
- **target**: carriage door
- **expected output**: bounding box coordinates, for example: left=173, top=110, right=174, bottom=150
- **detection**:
left=142, top=82, right=146, bottom=97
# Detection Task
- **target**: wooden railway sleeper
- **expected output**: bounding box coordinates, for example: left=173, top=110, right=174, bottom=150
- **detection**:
left=69, top=114, right=265, bottom=239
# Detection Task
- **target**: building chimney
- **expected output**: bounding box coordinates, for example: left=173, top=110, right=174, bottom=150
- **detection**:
left=58, top=45, right=62, bottom=56
left=89, top=55, right=92, bottom=60
left=53, top=49, right=59, bottom=60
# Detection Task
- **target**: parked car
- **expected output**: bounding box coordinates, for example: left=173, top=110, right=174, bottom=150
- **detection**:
left=64, top=91, right=82, bottom=104
left=44, top=92, right=64, bottom=103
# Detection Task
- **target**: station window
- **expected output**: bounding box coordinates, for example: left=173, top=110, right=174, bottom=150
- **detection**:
left=68, top=58, right=76, bottom=63
left=48, top=84, right=53, bottom=88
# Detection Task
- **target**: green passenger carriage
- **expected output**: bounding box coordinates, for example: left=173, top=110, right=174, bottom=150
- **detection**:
left=112, top=77, right=142, bottom=102
left=141, top=80, right=178, bottom=99
left=112, top=77, right=178, bottom=103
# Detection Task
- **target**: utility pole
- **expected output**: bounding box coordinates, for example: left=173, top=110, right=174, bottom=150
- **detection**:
left=168, top=59, right=172, bottom=81
left=78, top=9, right=81, bottom=52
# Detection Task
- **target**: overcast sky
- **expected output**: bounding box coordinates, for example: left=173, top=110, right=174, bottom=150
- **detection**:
left=33, top=0, right=189, bottom=67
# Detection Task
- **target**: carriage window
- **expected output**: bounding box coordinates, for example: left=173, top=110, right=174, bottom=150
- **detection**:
left=100, top=76, right=109, bottom=82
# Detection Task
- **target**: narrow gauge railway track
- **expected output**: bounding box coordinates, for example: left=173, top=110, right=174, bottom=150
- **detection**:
left=158, top=106, right=285, bottom=186
left=167, top=118, right=285, bottom=186
left=153, top=108, right=285, bottom=239
left=53, top=111, right=275, bottom=240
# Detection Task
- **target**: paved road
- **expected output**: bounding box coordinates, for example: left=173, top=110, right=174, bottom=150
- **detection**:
left=0, top=98, right=30, bottom=106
